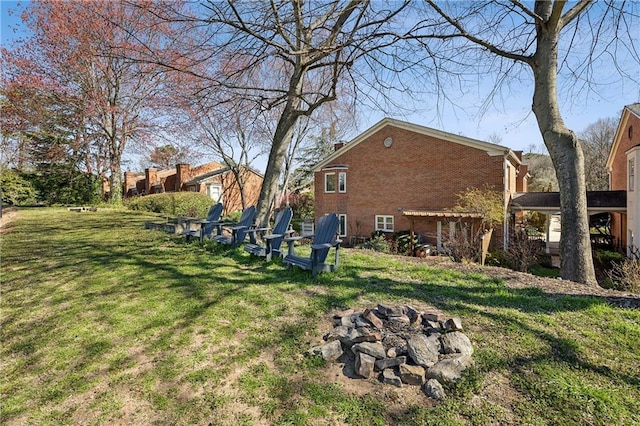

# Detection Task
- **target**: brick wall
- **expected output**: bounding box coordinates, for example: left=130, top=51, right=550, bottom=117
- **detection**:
left=610, top=112, right=640, bottom=191
left=314, top=124, right=513, bottom=244
left=609, top=110, right=640, bottom=249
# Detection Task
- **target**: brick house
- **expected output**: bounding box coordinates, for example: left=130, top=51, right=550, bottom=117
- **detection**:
left=312, top=118, right=528, bottom=250
left=124, top=161, right=263, bottom=214
left=606, top=103, right=640, bottom=256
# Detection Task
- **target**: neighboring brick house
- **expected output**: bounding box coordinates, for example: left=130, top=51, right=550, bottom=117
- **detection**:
left=124, top=161, right=263, bottom=214
left=312, top=118, right=528, bottom=250
left=606, top=103, right=640, bottom=256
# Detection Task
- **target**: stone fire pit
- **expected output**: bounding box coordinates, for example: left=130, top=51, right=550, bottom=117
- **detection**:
left=311, top=304, right=474, bottom=400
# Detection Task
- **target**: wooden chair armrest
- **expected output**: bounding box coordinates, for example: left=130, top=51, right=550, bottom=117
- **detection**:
left=311, top=240, right=341, bottom=250
left=263, top=233, right=284, bottom=240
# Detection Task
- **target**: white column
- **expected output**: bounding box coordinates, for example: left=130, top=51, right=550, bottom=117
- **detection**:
left=437, top=221, right=442, bottom=252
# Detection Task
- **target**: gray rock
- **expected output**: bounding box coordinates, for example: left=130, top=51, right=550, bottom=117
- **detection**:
left=388, top=314, right=411, bottom=325
left=423, top=312, right=445, bottom=322
left=333, top=309, right=355, bottom=319
left=314, top=340, right=343, bottom=361
left=426, top=354, right=474, bottom=384
left=339, top=315, right=355, bottom=327
left=425, top=320, right=443, bottom=331
left=424, top=379, right=446, bottom=400
left=324, top=325, right=351, bottom=342
left=404, top=305, right=420, bottom=323
left=344, top=327, right=381, bottom=345
left=374, top=356, right=407, bottom=371
left=440, top=331, right=473, bottom=355
left=400, top=363, right=425, bottom=385
left=351, top=341, right=386, bottom=359
left=354, top=315, right=371, bottom=328
left=355, top=352, right=376, bottom=378
left=407, top=334, right=440, bottom=368
left=382, top=369, right=403, bottom=387
left=386, top=306, right=405, bottom=317
left=377, top=303, right=393, bottom=318
left=444, top=317, right=463, bottom=331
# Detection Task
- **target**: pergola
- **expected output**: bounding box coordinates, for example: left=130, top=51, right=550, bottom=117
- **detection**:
left=402, top=210, right=486, bottom=254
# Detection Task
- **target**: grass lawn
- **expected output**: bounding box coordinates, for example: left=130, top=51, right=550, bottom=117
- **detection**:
left=1, top=207, right=639, bottom=425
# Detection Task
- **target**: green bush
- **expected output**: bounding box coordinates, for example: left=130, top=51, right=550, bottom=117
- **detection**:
left=0, top=169, right=38, bottom=205
left=393, top=230, right=416, bottom=255
left=485, top=249, right=512, bottom=268
left=358, top=235, right=390, bottom=253
left=593, top=249, right=625, bottom=270
left=124, top=192, right=214, bottom=217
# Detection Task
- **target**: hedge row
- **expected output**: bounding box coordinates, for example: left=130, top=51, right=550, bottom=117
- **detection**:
left=124, top=192, right=214, bottom=217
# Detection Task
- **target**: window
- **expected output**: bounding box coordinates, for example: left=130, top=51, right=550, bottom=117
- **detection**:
left=324, top=173, right=336, bottom=193
left=338, top=214, right=347, bottom=237
left=375, top=215, right=394, bottom=232
left=338, top=172, right=346, bottom=193
left=630, top=159, right=635, bottom=191
left=207, top=183, right=222, bottom=202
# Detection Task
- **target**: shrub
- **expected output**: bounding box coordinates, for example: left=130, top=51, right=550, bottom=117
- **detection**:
left=124, top=192, right=214, bottom=217
left=507, top=230, right=545, bottom=272
left=0, top=168, right=38, bottom=205
left=593, top=249, right=625, bottom=270
left=358, top=235, right=390, bottom=253
left=444, top=232, right=481, bottom=263
left=605, top=259, right=640, bottom=292
left=280, top=192, right=314, bottom=220
left=485, top=249, right=512, bottom=268
left=393, top=231, right=416, bottom=255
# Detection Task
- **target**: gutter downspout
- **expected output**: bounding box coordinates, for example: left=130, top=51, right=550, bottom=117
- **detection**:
left=503, top=155, right=510, bottom=251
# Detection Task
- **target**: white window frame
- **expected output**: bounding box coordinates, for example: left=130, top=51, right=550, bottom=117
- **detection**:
left=375, top=215, right=394, bottom=232
left=629, top=159, right=635, bottom=191
left=207, top=183, right=223, bottom=202
left=338, top=214, right=347, bottom=237
left=338, top=172, right=346, bottom=193
left=324, top=172, right=336, bottom=193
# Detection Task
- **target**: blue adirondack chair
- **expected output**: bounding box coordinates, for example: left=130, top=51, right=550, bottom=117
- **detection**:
left=244, top=207, right=293, bottom=261
left=211, top=206, right=257, bottom=247
left=283, top=213, right=341, bottom=277
left=181, top=203, right=223, bottom=242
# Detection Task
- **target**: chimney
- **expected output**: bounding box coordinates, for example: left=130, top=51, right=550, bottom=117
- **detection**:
left=175, top=163, right=191, bottom=192
left=334, top=142, right=344, bottom=151
left=124, top=171, right=137, bottom=197
left=145, top=168, right=157, bottom=195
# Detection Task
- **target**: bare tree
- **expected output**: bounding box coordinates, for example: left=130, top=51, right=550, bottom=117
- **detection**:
left=418, top=1, right=639, bottom=284
left=580, top=117, right=617, bottom=191
left=132, top=0, right=419, bottom=225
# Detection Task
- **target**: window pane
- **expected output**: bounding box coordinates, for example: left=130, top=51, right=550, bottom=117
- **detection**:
left=338, top=172, right=346, bottom=192
left=339, top=214, right=346, bottom=236
left=325, top=173, right=336, bottom=192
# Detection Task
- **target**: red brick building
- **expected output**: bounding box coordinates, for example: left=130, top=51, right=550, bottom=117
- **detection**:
left=124, top=161, right=263, bottom=214
left=606, top=103, right=640, bottom=256
left=313, top=118, right=528, bottom=249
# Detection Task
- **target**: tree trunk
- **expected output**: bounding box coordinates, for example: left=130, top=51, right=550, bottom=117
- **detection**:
left=108, top=138, right=124, bottom=204
left=530, top=6, right=597, bottom=285
left=255, top=109, right=298, bottom=227
left=255, top=70, right=304, bottom=227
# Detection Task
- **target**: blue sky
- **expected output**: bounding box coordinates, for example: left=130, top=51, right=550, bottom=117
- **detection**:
left=2, top=0, right=639, bottom=170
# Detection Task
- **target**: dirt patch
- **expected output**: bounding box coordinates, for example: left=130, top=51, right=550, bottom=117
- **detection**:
left=0, top=207, right=18, bottom=233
